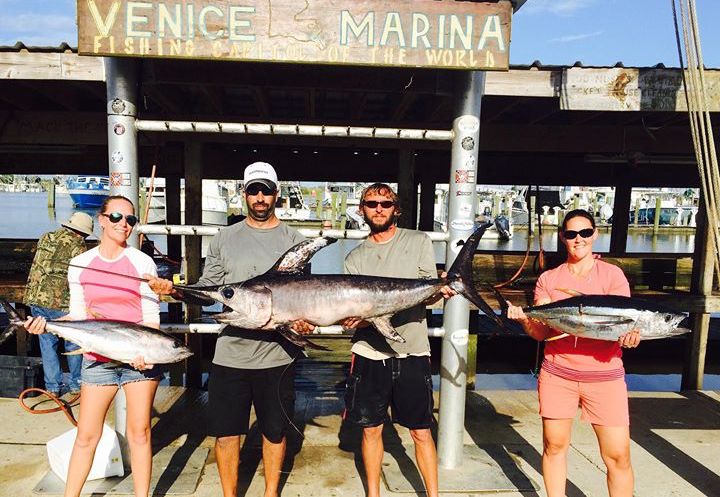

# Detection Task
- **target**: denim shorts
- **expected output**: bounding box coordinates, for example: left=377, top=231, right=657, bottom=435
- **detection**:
left=81, top=359, right=164, bottom=387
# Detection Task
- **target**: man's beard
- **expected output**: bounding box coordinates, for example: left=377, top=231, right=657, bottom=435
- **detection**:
left=365, top=213, right=395, bottom=233
left=248, top=201, right=275, bottom=221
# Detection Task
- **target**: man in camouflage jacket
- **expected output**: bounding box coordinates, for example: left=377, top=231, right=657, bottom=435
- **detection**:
left=24, top=212, right=93, bottom=395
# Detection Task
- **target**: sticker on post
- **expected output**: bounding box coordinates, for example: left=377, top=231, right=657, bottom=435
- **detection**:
left=450, top=329, right=469, bottom=346
left=461, top=137, right=475, bottom=151
left=457, top=117, right=479, bottom=133
left=110, top=172, right=131, bottom=187
left=459, top=204, right=473, bottom=215
left=455, top=170, right=475, bottom=184
left=456, top=190, right=472, bottom=197
left=111, top=151, right=124, bottom=164
left=450, top=219, right=474, bottom=231
left=113, top=123, right=126, bottom=136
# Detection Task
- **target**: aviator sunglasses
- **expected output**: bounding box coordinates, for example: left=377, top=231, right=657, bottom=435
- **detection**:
left=245, top=184, right=277, bottom=196
left=362, top=200, right=395, bottom=209
left=562, top=228, right=595, bottom=240
left=101, top=212, right=138, bottom=227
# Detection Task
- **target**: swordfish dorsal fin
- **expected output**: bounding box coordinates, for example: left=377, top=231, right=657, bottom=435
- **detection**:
left=267, top=237, right=337, bottom=274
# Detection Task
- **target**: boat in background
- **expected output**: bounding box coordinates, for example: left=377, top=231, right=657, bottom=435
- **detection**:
left=66, top=176, right=109, bottom=209
left=144, top=178, right=229, bottom=226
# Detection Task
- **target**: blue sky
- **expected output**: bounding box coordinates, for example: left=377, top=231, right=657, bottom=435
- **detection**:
left=0, top=0, right=717, bottom=68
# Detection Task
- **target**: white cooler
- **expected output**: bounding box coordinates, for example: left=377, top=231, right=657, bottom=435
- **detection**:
left=46, top=423, right=124, bottom=482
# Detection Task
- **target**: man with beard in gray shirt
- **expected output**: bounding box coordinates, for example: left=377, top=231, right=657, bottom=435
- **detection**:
left=341, top=183, right=454, bottom=497
left=148, top=161, right=312, bottom=497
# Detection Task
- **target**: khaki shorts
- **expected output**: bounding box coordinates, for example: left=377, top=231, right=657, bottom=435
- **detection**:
left=537, top=368, right=629, bottom=427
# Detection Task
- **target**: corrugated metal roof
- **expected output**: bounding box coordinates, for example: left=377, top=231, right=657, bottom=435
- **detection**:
left=0, top=42, right=690, bottom=70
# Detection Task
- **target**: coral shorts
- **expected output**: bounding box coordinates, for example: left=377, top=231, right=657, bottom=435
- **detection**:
left=537, top=368, right=629, bottom=427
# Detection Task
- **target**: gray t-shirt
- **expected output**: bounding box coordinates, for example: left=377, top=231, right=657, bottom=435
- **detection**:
left=197, top=220, right=305, bottom=369
left=344, top=228, right=436, bottom=357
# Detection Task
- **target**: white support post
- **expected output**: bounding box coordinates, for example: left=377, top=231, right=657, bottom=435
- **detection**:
left=437, top=70, right=485, bottom=469
left=104, top=57, right=139, bottom=466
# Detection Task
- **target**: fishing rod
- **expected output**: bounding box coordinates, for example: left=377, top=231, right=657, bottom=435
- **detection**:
left=62, top=262, right=151, bottom=283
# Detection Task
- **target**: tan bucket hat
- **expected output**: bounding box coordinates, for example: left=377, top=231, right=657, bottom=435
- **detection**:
left=62, top=212, right=94, bottom=237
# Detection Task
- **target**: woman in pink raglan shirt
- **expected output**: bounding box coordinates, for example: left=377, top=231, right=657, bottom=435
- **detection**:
left=507, top=209, right=641, bottom=497
left=26, top=195, right=161, bottom=497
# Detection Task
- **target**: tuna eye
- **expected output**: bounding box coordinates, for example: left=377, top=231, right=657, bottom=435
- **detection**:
left=221, top=287, right=235, bottom=299
left=665, top=314, right=673, bottom=322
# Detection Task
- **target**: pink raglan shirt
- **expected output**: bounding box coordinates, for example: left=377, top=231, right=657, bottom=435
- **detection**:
left=67, top=246, right=159, bottom=362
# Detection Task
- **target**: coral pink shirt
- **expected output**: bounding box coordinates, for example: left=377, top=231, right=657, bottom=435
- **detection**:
left=67, top=246, right=159, bottom=362
left=535, top=259, right=631, bottom=372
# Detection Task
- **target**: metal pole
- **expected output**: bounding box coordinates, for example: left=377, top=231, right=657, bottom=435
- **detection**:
left=104, top=57, right=139, bottom=465
left=437, top=71, right=485, bottom=469
left=105, top=57, right=140, bottom=248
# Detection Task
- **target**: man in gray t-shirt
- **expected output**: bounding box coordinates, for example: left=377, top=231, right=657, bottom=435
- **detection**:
left=342, top=183, right=452, bottom=497
left=148, top=162, right=311, bottom=497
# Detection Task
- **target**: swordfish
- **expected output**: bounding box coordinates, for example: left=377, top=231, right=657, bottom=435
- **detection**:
left=0, top=301, right=193, bottom=364
left=173, top=224, right=502, bottom=349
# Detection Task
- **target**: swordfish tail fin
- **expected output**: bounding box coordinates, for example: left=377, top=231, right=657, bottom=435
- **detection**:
left=445, top=223, right=504, bottom=328
left=0, top=299, right=26, bottom=346
left=489, top=286, right=516, bottom=330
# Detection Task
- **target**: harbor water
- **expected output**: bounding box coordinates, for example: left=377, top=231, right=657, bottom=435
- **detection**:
left=1, top=191, right=716, bottom=391
left=0, top=191, right=698, bottom=258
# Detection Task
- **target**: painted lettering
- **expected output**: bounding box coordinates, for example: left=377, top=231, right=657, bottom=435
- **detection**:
left=340, top=11, right=374, bottom=46
left=199, top=6, right=225, bottom=39
left=229, top=6, right=255, bottom=41
left=477, top=15, right=505, bottom=51
left=411, top=14, right=431, bottom=48
left=380, top=13, right=405, bottom=47
left=124, top=37, right=135, bottom=54
left=169, top=39, right=182, bottom=56
left=212, top=41, right=223, bottom=57
left=139, top=37, right=150, bottom=54
left=126, top=2, right=152, bottom=38
left=449, top=15, right=472, bottom=50
left=87, top=0, right=121, bottom=37
left=158, top=4, right=182, bottom=38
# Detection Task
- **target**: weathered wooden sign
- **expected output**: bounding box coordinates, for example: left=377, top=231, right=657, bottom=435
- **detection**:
left=77, top=0, right=511, bottom=70
left=561, top=67, right=720, bottom=112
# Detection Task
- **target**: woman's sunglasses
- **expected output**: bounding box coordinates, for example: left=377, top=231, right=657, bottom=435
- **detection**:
left=245, top=184, right=277, bottom=196
left=562, top=228, right=594, bottom=240
left=362, top=200, right=395, bottom=209
left=101, top=212, right=138, bottom=227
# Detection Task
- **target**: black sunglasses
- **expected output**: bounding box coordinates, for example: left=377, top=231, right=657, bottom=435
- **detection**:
left=363, top=200, right=395, bottom=209
left=245, top=184, right=277, bottom=196
left=562, top=228, right=594, bottom=240
left=101, top=212, right=138, bottom=227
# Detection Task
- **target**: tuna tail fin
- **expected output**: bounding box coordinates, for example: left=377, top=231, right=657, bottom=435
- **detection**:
left=446, top=223, right=504, bottom=328
left=0, top=300, right=25, bottom=346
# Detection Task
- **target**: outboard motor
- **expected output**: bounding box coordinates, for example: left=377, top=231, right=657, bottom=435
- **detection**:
left=494, top=215, right=512, bottom=240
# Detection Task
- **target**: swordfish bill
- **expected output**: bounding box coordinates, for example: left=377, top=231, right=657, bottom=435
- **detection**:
left=172, top=224, right=503, bottom=349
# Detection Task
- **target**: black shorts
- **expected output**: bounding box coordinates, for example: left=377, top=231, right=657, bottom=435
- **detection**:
left=343, top=354, right=434, bottom=429
left=208, top=362, right=296, bottom=443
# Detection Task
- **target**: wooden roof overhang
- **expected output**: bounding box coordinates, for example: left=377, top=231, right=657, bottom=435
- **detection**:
left=0, top=47, right=718, bottom=188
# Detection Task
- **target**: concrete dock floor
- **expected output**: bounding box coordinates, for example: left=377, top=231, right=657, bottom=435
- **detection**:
left=1, top=386, right=719, bottom=496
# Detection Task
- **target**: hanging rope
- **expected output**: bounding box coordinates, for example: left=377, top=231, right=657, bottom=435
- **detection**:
left=493, top=188, right=532, bottom=289
left=672, top=0, right=720, bottom=287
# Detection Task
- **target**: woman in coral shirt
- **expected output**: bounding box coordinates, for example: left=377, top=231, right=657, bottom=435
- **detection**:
left=508, top=209, right=640, bottom=497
